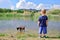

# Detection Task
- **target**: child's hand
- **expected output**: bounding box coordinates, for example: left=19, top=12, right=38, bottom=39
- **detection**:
left=38, top=23, right=40, bottom=27
left=38, top=21, right=40, bottom=27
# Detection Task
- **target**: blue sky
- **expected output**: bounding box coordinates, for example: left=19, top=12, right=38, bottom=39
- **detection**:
left=0, top=0, right=60, bottom=10
left=26, top=0, right=60, bottom=5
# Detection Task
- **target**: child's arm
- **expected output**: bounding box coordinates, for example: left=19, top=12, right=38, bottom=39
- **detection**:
left=38, top=17, right=40, bottom=27
left=46, top=16, right=48, bottom=27
left=38, top=21, right=40, bottom=27
left=46, top=20, right=48, bottom=27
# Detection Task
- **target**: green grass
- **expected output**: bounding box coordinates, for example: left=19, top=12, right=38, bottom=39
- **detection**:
left=0, top=13, right=32, bottom=17
left=0, top=33, right=8, bottom=37
left=0, top=12, right=60, bottom=21
left=0, top=32, right=60, bottom=40
left=16, top=32, right=38, bottom=39
left=0, top=13, right=32, bottom=20
left=0, top=13, right=22, bottom=17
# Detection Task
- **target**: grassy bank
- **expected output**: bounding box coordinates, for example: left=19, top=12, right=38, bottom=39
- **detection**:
left=0, top=32, right=60, bottom=40
left=0, top=9, right=60, bottom=21
left=0, top=13, right=33, bottom=20
left=0, top=13, right=32, bottom=17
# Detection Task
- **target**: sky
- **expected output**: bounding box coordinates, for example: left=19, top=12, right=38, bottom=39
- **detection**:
left=0, top=0, right=60, bottom=10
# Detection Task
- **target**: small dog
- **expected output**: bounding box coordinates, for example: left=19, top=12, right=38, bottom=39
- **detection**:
left=17, top=26, right=25, bottom=32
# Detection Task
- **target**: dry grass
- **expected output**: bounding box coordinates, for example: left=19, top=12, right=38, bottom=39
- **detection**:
left=0, top=32, right=60, bottom=40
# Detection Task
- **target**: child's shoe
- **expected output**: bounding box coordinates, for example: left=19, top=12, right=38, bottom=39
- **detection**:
left=40, top=36, right=43, bottom=38
left=43, top=36, right=48, bottom=38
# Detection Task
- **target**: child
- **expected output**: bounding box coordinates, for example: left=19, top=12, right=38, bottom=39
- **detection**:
left=38, top=9, right=48, bottom=38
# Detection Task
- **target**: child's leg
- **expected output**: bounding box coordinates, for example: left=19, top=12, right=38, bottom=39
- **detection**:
left=39, top=27, right=43, bottom=37
left=43, top=27, right=47, bottom=37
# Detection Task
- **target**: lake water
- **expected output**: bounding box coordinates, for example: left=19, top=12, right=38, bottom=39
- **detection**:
left=0, top=16, right=60, bottom=36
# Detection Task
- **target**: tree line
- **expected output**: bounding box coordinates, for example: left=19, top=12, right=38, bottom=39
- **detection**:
left=0, top=8, right=39, bottom=13
left=0, top=8, right=24, bottom=13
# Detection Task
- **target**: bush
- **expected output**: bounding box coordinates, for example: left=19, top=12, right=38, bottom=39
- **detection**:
left=47, top=9, right=60, bottom=15
left=6, top=13, right=14, bottom=17
left=0, top=13, right=5, bottom=17
left=0, top=33, right=8, bottom=37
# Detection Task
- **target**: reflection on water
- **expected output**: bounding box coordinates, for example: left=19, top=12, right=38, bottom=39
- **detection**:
left=49, top=16, right=60, bottom=21
left=0, top=16, right=60, bottom=36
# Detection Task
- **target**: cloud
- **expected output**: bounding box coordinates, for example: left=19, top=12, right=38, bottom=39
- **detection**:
left=16, top=0, right=36, bottom=9
left=16, top=0, right=26, bottom=9
left=36, top=3, right=45, bottom=10
left=1, top=0, right=60, bottom=10
left=16, top=0, right=50, bottom=10
left=10, top=6, right=14, bottom=10
left=26, top=2, right=36, bottom=9
left=51, top=4, right=60, bottom=9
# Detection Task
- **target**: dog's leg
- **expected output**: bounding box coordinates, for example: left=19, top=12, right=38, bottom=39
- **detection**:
left=20, top=28, right=22, bottom=32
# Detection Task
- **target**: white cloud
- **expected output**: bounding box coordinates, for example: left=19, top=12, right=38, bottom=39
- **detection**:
left=16, top=0, right=49, bottom=10
left=1, top=0, right=60, bottom=10
left=36, top=3, right=45, bottom=10
left=26, top=2, right=36, bottom=9
left=16, top=0, right=36, bottom=9
left=10, top=6, right=14, bottom=10
left=16, top=0, right=26, bottom=9
left=51, top=4, right=60, bottom=9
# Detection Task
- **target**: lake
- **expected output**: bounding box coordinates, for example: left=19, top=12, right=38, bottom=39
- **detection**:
left=0, top=16, right=60, bottom=36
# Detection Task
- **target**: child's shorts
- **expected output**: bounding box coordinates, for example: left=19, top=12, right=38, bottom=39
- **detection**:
left=39, top=27, right=47, bottom=34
